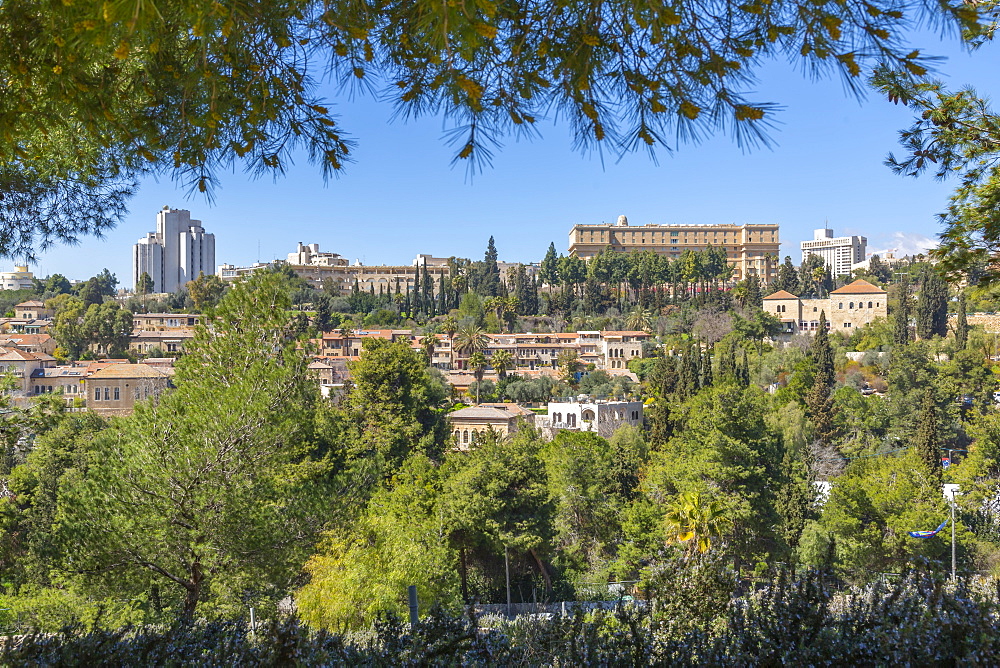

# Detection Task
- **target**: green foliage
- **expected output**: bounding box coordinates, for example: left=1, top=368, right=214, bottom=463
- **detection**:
left=185, top=271, right=226, bottom=312
left=54, top=273, right=335, bottom=619
left=643, top=383, right=782, bottom=562
left=915, top=268, right=949, bottom=339
left=297, top=456, right=460, bottom=631
left=820, top=449, right=954, bottom=574
left=343, top=338, right=449, bottom=473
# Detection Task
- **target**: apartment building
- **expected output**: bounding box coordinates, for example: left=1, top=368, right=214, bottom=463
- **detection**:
left=567, top=214, right=780, bottom=283
left=800, top=228, right=867, bottom=277
left=133, top=207, right=216, bottom=293
left=0, top=266, right=36, bottom=291
left=764, top=279, right=887, bottom=335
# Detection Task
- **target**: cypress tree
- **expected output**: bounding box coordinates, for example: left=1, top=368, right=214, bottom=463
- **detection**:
left=811, top=311, right=834, bottom=388
left=745, top=274, right=763, bottom=309
left=806, top=311, right=836, bottom=448
left=914, top=390, right=943, bottom=485
left=916, top=269, right=949, bottom=339
left=701, top=347, right=713, bottom=387
left=956, top=290, right=968, bottom=350
left=893, top=274, right=911, bottom=346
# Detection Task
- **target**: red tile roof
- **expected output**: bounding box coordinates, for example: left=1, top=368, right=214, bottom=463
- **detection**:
left=830, top=279, right=886, bottom=295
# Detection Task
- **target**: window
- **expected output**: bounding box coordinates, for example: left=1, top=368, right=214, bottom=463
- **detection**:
left=114, top=387, right=120, bottom=401
left=104, top=387, right=110, bottom=401
left=94, top=388, right=101, bottom=401
left=463, top=430, right=469, bottom=444
left=838, top=303, right=843, bottom=309
left=844, top=322, right=852, bottom=328
left=868, top=301, right=873, bottom=308
left=849, top=302, right=854, bottom=309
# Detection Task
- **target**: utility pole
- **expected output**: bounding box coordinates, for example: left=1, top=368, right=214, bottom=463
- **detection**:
left=505, top=545, right=512, bottom=618
left=408, top=585, right=419, bottom=629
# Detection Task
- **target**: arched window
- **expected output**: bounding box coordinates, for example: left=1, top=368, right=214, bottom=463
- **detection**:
left=568, top=414, right=577, bottom=427
left=463, top=430, right=469, bottom=444
left=454, top=430, right=460, bottom=442
left=868, top=301, right=873, bottom=308
left=849, top=302, right=854, bottom=309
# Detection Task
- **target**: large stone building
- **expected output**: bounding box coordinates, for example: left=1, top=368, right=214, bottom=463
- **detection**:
left=800, top=228, right=867, bottom=277
left=133, top=208, right=216, bottom=293
left=763, top=279, right=888, bottom=335
left=567, top=214, right=780, bottom=283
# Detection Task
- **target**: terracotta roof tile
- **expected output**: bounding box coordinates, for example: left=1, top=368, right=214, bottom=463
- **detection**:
left=830, top=279, right=886, bottom=295
left=763, top=290, right=799, bottom=300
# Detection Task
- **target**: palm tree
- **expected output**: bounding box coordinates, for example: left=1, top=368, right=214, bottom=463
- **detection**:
left=626, top=306, right=652, bottom=332
left=441, top=316, right=459, bottom=368
left=420, top=333, right=438, bottom=364
left=663, top=491, right=730, bottom=556
left=467, top=351, right=488, bottom=404
left=455, top=324, right=490, bottom=370
left=491, top=349, right=514, bottom=380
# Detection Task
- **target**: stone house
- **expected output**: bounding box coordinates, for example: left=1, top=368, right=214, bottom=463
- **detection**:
left=763, top=279, right=888, bottom=336
left=84, top=364, right=171, bottom=416
left=448, top=403, right=536, bottom=449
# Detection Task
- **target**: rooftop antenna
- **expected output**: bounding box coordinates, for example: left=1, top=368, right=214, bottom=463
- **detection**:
left=257, top=240, right=260, bottom=263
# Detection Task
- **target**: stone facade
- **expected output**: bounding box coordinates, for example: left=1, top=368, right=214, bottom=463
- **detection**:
left=567, top=215, right=780, bottom=283
left=763, top=279, right=887, bottom=336
left=448, top=403, right=536, bottom=449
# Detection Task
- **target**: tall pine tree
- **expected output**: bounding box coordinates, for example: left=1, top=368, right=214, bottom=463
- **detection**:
left=913, top=390, right=943, bottom=485
left=915, top=268, right=949, bottom=339
left=893, top=274, right=911, bottom=346
left=806, top=311, right=837, bottom=448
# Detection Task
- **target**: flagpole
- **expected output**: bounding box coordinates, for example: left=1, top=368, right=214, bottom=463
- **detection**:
left=951, top=488, right=957, bottom=582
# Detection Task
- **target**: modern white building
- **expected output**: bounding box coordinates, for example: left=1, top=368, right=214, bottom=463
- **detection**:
left=544, top=398, right=644, bottom=438
left=0, top=266, right=36, bottom=291
left=133, top=208, right=216, bottom=293
left=800, top=228, right=867, bottom=277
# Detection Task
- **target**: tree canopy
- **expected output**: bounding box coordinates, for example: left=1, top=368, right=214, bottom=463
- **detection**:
left=2, top=0, right=993, bottom=256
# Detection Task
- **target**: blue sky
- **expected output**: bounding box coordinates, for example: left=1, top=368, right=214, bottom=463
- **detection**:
left=22, top=31, right=1000, bottom=285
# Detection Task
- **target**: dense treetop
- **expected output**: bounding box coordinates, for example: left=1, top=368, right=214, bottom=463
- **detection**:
left=1, top=0, right=996, bottom=256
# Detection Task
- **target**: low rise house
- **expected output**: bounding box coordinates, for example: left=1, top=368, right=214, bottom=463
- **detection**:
left=30, top=365, right=88, bottom=402
left=132, top=313, right=203, bottom=331
left=542, top=398, right=644, bottom=438
left=14, top=300, right=54, bottom=320
left=84, top=364, right=171, bottom=416
left=448, top=403, right=536, bottom=449
left=0, top=334, right=57, bottom=356
left=0, top=348, right=57, bottom=394
left=130, top=328, right=197, bottom=355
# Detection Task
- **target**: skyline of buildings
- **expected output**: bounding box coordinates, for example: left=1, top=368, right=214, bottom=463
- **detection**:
left=132, top=207, right=216, bottom=293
